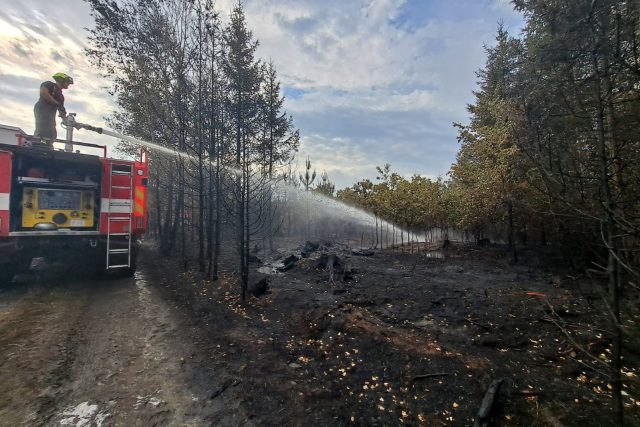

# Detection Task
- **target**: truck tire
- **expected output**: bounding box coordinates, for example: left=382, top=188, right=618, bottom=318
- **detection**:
left=0, top=256, right=32, bottom=285
left=0, top=265, right=16, bottom=286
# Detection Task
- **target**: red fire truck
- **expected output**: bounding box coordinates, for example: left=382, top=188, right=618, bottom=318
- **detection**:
left=0, top=119, right=148, bottom=283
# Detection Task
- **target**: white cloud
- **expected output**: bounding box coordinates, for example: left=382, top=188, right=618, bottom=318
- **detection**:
left=233, top=0, right=523, bottom=188
left=242, top=0, right=416, bottom=91
left=0, top=0, right=524, bottom=188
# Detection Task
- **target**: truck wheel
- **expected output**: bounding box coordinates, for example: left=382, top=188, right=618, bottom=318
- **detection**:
left=0, top=265, right=16, bottom=286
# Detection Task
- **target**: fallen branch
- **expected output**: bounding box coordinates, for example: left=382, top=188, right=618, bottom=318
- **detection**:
left=464, top=317, right=492, bottom=331
left=473, top=378, right=503, bottom=427
left=542, top=301, right=609, bottom=368
left=210, top=378, right=241, bottom=400
left=411, top=372, right=449, bottom=381
left=515, top=389, right=543, bottom=397
left=539, top=315, right=608, bottom=333
left=567, top=355, right=611, bottom=379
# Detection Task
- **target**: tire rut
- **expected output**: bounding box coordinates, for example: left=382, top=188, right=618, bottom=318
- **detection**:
left=0, top=272, right=229, bottom=426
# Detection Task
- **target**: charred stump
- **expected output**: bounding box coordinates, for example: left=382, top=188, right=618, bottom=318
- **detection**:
left=248, top=274, right=270, bottom=297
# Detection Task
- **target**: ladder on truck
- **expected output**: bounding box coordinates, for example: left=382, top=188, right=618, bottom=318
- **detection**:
left=106, top=162, right=133, bottom=269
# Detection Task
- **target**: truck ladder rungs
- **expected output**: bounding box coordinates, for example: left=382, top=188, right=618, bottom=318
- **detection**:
left=109, top=248, right=129, bottom=254
left=111, top=170, right=132, bottom=176
left=107, top=264, right=131, bottom=269
left=106, top=162, right=134, bottom=270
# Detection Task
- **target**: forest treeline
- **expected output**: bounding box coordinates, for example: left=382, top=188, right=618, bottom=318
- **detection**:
left=335, top=2, right=639, bottom=420
left=339, top=2, right=639, bottom=274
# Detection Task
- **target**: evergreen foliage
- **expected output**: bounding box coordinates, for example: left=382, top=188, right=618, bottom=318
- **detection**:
left=336, top=3, right=640, bottom=421
left=86, top=0, right=299, bottom=299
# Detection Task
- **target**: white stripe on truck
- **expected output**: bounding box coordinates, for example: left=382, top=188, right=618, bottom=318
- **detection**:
left=0, top=193, right=9, bottom=210
left=100, top=198, right=132, bottom=214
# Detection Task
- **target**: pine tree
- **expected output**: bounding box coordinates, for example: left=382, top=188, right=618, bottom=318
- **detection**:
left=259, top=61, right=300, bottom=178
left=222, top=2, right=264, bottom=302
left=451, top=25, right=529, bottom=259
left=315, top=171, right=335, bottom=197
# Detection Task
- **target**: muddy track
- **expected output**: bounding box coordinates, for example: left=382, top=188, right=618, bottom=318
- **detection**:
left=0, top=268, right=240, bottom=426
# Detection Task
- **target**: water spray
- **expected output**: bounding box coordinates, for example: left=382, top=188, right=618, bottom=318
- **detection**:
left=64, top=114, right=408, bottom=242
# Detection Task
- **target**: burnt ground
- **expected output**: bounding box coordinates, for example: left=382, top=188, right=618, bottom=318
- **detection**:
left=0, top=240, right=638, bottom=426
left=152, top=241, right=640, bottom=426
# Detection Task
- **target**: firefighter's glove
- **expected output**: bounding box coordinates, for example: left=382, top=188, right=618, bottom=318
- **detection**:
left=58, top=106, right=67, bottom=118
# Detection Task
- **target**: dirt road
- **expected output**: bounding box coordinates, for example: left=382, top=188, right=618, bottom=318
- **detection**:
left=0, top=269, right=236, bottom=426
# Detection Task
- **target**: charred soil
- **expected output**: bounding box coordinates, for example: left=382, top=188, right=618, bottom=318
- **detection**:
left=151, top=241, right=640, bottom=426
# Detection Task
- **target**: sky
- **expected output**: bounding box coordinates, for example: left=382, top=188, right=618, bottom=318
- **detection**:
left=0, top=0, right=523, bottom=189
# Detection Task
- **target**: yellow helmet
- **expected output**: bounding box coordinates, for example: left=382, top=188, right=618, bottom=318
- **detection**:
left=52, top=72, right=74, bottom=84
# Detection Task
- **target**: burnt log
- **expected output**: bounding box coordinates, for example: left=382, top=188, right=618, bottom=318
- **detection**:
left=473, top=378, right=504, bottom=427
left=278, top=254, right=300, bottom=272
left=248, top=275, right=270, bottom=297
left=304, top=241, right=320, bottom=251
left=351, top=249, right=374, bottom=256
left=315, top=253, right=354, bottom=282
left=301, top=241, right=320, bottom=258
left=315, top=253, right=341, bottom=270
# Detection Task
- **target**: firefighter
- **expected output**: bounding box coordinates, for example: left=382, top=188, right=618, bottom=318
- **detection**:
left=33, top=72, right=74, bottom=147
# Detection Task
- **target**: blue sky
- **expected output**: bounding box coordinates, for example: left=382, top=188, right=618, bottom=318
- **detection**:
left=0, top=0, right=523, bottom=189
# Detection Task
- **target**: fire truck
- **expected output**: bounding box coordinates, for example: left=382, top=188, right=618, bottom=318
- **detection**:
left=0, top=116, right=149, bottom=283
